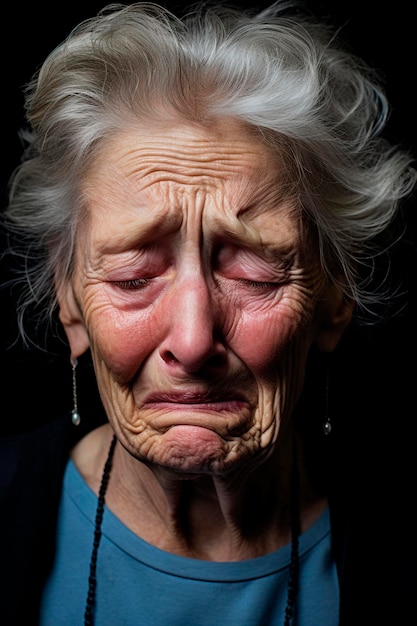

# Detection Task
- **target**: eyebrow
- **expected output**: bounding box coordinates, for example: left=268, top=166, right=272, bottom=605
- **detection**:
left=211, top=221, right=298, bottom=261
left=93, top=208, right=182, bottom=254
left=236, top=189, right=298, bottom=218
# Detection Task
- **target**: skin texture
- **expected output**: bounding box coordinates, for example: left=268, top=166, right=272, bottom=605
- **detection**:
left=60, top=117, right=353, bottom=560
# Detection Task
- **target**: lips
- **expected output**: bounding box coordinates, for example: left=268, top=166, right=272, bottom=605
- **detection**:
left=140, top=388, right=254, bottom=437
left=143, top=388, right=251, bottom=411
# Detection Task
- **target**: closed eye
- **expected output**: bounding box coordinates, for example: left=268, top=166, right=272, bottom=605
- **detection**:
left=111, top=278, right=152, bottom=290
left=239, top=278, right=282, bottom=289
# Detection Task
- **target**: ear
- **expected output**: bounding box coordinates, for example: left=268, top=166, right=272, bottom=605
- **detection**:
left=316, top=285, right=355, bottom=353
left=56, top=280, right=90, bottom=358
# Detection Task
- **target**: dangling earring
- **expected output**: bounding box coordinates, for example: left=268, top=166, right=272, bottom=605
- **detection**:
left=322, top=358, right=332, bottom=436
left=71, top=356, right=81, bottom=426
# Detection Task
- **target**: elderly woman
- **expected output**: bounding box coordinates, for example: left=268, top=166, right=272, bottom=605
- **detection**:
left=1, top=2, right=415, bottom=625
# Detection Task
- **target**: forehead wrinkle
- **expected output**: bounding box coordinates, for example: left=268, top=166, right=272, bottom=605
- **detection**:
left=82, top=121, right=295, bottom=252
left=119, top=145, right=269, bottom=229
left=87, top=120, right=283, bottom=206
left=121, top=146, right=264, bottom=192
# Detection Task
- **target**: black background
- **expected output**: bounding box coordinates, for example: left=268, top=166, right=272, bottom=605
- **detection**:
left=0, top=0, right=415, bottom=446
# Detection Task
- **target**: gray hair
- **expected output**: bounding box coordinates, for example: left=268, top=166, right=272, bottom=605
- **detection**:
left=3, top=1, right=416, bottom=345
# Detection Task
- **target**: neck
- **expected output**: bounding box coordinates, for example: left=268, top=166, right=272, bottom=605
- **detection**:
left=81, top=428, right=306, bottom=626
left=93, top=427, right=326, bottom=561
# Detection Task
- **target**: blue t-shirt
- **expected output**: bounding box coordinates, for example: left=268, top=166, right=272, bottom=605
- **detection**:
left=39, top=459, right=339, bottom=625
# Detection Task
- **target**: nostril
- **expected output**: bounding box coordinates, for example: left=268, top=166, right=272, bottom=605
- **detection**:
left=159, top=343, right=227, bottom=373
left=161, top=350, right=178, bottom=365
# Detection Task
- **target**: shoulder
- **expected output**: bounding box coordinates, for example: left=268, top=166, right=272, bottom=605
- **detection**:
left=0, top=413, right=96, bottom=623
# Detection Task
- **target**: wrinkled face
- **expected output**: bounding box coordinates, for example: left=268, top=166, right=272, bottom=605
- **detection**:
left=60, top=118, right=350, bottom=477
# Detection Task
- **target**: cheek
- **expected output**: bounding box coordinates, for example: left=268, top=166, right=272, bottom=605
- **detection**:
left=88, top=307, right=160, bottom=382
left=236, top=310, right=312, bottom=446
left=233, top=303, right=309, bottom=374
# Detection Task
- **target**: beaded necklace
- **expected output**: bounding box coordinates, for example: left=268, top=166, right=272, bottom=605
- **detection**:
left=83, top=435, right=300, bottom=625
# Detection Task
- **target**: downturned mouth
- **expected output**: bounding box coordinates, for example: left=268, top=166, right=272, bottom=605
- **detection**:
left=145, top=391, right=247, bottom=406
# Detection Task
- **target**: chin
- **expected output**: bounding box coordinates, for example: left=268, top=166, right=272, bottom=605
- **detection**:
left=144, top=424, right=257, bottom=478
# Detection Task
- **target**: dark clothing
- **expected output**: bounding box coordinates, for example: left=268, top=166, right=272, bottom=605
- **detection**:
left=0, top=412, right=414, bottom=625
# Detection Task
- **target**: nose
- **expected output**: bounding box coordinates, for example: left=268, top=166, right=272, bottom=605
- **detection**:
left=159, top=274, right=227, bottom=374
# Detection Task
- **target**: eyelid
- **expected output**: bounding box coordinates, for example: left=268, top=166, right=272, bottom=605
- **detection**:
left=111, top=278, right=152, bottom=290
left=240, top=278, right=281, bottom=288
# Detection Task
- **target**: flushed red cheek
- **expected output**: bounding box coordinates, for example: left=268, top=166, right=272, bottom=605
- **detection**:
left=94, top=312, right=159, bottom=382
left=233, top=312, right=299, bottom=371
